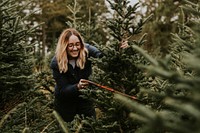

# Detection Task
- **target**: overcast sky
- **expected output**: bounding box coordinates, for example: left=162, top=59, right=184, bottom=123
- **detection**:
left=106, top=0, right=139, bottom=8
left=129, top=0, right=138, bottom=5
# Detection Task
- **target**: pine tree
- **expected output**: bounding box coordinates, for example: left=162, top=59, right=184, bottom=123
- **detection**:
left=0, top=0, right=56, bottom=132
left=0, top=0, right=35, bottom=112
left=115, top=0, right=200, bottom=133
left=92, top=0, right=150, bottom=94
left=0, top=2, right=59, bottom=132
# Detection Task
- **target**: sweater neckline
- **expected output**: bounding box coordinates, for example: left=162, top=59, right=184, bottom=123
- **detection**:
left=69, top=59, right=76, bottom=69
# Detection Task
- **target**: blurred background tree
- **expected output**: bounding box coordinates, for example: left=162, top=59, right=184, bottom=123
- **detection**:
left=139, top=0, right=199, bottom=57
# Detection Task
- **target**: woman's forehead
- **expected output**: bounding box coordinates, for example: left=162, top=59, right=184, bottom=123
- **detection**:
left=68, top=35, right=80, bottom=43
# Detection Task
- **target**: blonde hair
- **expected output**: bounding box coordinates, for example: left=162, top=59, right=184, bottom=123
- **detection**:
left=55, top=28, right=88, bottom=73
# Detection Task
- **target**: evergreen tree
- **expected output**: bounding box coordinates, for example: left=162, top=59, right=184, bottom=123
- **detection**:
left=0, top=2, right=57, bottom=132
left=115, top=0, right=200, bottom=132
left=92, top=0, right=151, bottom=98
left=0, top=0, right=35, bottom=112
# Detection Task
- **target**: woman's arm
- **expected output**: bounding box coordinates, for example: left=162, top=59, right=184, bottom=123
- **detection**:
left=52, top=68, right=79, bottom=98
left=84, top=43, right=103, bottom=58
left=84, top=41, right=128, bottom=58
left=50, top=57, right=79, bottom=98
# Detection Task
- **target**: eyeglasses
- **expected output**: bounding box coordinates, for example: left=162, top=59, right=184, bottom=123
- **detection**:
left=67, top=42, right=81, bottom=49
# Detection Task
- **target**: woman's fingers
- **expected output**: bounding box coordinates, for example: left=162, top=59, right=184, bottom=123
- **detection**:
left=78, top=79, right=89, bottom=89
left=80, top=79, right=89, bottom=86
left=120, top=40, right=129, bottom=49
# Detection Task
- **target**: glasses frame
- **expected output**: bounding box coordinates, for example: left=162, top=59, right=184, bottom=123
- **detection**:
left=67, top=42, right=81, bottom=49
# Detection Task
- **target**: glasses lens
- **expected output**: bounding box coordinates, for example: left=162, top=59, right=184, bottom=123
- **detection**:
left=68, top=42, right=81, bottom=49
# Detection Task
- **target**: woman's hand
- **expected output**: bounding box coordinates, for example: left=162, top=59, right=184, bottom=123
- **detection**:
left=120, top=40, right=129, bottom=49
left=77, top=79, right=89, bottom=89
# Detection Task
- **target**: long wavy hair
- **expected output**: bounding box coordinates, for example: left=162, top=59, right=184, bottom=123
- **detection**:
left=55, top=28, right=88, bottom=73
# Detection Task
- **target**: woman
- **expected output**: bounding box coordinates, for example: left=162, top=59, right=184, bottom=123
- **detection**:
left=50, top=28, right=128, bottom=122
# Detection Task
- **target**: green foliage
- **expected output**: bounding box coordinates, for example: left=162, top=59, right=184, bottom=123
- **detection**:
left=116, top=1, right=200, bottom=132
left=0, top=61, right=61, bottom=132
left=34, top=70, right=55, bottom=94
left=0, top=90, right=58, bottom=133
left=0, top=0, right=35, bottom=111
left=0, top=1, right=59, bottom=132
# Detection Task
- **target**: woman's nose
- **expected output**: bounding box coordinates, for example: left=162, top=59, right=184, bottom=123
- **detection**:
left=72, top=46, right=78, bottom=50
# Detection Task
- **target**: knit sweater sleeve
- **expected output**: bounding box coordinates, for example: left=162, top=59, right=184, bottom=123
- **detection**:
left=84, top=43, right=103, bottom=58
left=50, top=56, right=79, bottom=98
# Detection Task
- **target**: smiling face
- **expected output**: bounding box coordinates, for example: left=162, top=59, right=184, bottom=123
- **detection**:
left=66, top=35, right=81, bottom=59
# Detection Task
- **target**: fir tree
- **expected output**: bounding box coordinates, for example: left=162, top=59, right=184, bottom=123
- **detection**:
left=0, top=0, right=35, bottom=112
left=0, top=0, right=57, bottom=130
left=0, top=0, right=57, bottom=132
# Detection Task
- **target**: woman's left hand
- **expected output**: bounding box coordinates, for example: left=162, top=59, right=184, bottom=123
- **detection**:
left=77, top=79, right=89, bottom=89
left=120, top=40, right=129, bottom=49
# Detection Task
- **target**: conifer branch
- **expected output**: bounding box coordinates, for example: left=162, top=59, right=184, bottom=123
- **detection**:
left=0, top=102, right=26, bottom=128
left=131, top=44, right=159, bottom=66
left=53, top=111, right=69, bottom=133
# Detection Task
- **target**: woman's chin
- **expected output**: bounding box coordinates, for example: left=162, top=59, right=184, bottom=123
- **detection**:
left=70, top=54, right=79, bottom=58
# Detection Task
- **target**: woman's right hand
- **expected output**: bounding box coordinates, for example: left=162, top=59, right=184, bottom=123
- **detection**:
left=77, top=79, right=89, bottom=89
